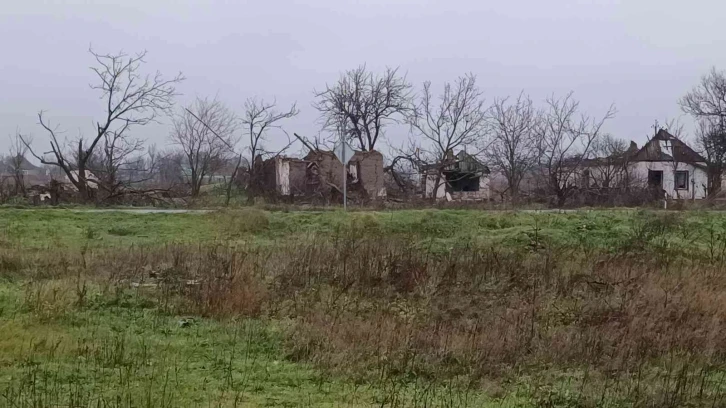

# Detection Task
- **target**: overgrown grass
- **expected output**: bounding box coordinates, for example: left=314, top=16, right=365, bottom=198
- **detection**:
left=0, top=282, right=375, bottom=407
left=4, top=208, right=726, bottom=406
left=0, top=276, right=503, bottom=407
left=1, top=208, right=725, bottom=255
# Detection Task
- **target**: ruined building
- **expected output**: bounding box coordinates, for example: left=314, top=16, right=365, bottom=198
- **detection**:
left=257, top=149, right=386, bottom=202
left=420, top=150, right=491, bottom=201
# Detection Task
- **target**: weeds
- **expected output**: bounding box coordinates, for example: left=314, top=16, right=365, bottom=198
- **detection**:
left=107, top=226, right=135, bottom=236
left=3, top=209, right=726, bottom=406
left=216, top=208, right=270, bottom=236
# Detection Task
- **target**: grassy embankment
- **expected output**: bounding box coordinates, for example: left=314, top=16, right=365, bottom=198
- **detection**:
left=3, top=208, right=726, bottom=407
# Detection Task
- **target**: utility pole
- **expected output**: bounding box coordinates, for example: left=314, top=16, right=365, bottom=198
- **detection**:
left=342, top=140, right=347, bottom=211
left=337, top=119, right=348, bottom=211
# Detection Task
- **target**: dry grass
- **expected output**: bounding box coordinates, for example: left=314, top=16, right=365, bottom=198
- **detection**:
left=6, top=213, right=726, bottom=407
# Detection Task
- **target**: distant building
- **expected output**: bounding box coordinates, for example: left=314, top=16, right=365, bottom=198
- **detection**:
left=257, top=149, right=387, bottom=201
left=420, top=150, right=490, bottom=201
left=0, top=155, right=49, bottom=186
left=180, top=159, right=241, bottom=186
left=582, top=129, right=708, bottom=199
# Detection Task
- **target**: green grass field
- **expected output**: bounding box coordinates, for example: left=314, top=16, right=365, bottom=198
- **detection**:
left=1, top=207, right=718, bottom=250
left=3, top=208, right=726, bottom=407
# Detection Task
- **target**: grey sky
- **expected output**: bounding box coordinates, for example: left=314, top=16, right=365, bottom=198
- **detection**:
left=1, top=0, right=725, bottom=159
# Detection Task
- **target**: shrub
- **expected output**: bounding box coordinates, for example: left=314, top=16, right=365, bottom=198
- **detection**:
left=107, top=226, right=135, bottom=236
left=219, top=208, right=270, bottom=236
left=350, top=213, right=382, bottom=234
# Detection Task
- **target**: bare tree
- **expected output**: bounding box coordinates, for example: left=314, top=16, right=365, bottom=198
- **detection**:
left=156, top=149, right=185, bottom=188
left=680, top=70, right=726, bottom=194
left=384, top=138, right=426, bottom=195
left=314, top=65, right=412, bottom=151
left=185, top=97, right=298, bottom=204
left=8, top=131, right=33, bottom=196
left=486, top=92, right=540, bottom=201
left=91, top=129, right=146, bottom=200
left=407, top=73, right=489, bottom=199
left=696, top=119, right=726, bottom=194
left=588, top=134, right=632, bottom=190
left=680, top=68, right=726, bottom=125
left=242, top=98, right=298, bottom=199
left=659, top=118, right=686, bottom=139
left=21, top=48, right=183, bottom=202
left=171, top=97, right=236, bottom=197
left=537, top=93, right=616, bottom=206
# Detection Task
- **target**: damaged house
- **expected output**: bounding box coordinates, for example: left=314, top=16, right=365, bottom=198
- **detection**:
left=581, top=129, right=709, bottom=199
left=420, top=150, right=491, bottom=201
left=256, top=149, right=387, bottom=201
left=629, top=129, right=708, bottom=199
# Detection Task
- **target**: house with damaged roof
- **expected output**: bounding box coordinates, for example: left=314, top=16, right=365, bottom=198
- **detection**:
left=582, top=129, right=709, bottom=199
left=420, top=150, right=491, bottom=201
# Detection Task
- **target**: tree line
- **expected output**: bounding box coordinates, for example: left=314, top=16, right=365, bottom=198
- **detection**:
left=2, top=47, right=726, bottom=206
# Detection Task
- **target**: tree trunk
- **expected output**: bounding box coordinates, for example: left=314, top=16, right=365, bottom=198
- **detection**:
left=76, top=166, right=91, bottom=203
left=556, top=192, right=567, bottom=207
left=509, top=175, right=520, bottom=204
left=708, top=165, right=722, bottom=197
left=190, top=169, right=200, bottom=197
left=50, top=179, right=60, bottom=206
left=226, top=155, right=243, bottom=206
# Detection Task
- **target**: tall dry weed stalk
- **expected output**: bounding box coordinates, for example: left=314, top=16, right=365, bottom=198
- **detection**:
left=6, top=218, right=726, bottom=405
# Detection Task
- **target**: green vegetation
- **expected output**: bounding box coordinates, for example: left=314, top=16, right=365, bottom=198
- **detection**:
left=0, top=282, right=370, bottom=407
left=3, top=208, right=726, bottom=407
left=1, top=208, right=724, bottom=255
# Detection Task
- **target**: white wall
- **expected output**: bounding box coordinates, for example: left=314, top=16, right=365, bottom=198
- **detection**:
left=581, top=161, right=709, bottom=199
left=275, top=157, right=290, bottom=196
left=634, top=161, right=708, bottom=199
left=479, top=175, right=490, bottom=200
left=424, top=174, right=446, bottom=199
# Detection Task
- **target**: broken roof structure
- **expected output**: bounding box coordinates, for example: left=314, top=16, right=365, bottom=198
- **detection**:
left=580, top=129, right=709, bottom=199
left=631, top=129, right=706, bottom=164
left=420, top=150, right=491, bottom=201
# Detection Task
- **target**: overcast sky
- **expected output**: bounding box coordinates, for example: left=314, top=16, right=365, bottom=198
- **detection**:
left=1, top=0, right=724, bottom=159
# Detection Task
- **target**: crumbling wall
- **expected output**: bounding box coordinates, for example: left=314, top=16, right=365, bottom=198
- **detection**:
left=351, top=150, right=386, bottom=199
left=304, top=150, right=386, bottom=200
left=256, top=156, right=278, bottom=195
left=305, top=151, right=344, bottom=196
left=256, top=150, right=387, bottom=202
left=258, top=157, right=313, bottom=197
left=449, top=175, right=490, bottom=201
left=287, top=160, right=309, bottom=196
left=275, top=158, right=290, bottom=195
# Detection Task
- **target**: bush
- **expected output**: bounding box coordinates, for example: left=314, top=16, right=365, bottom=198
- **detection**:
left=107, top=226, right=135, bottom=236
left=350, top=213, right=382, bottom=234
left=219, top=208, right=270, bottom=235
